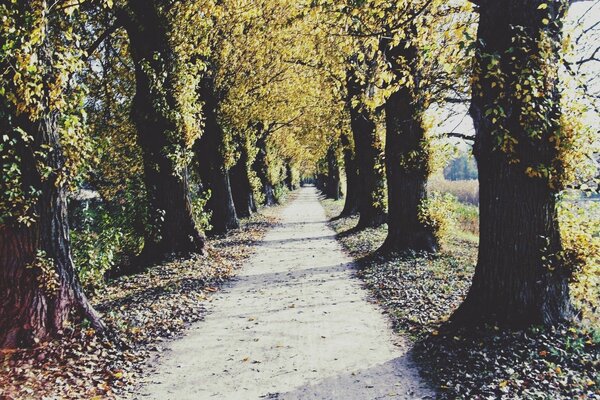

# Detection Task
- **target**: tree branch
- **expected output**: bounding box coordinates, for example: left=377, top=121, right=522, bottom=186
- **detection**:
left=446, top=132, right=475, bottom=142
left=85, top=21, right=122, bottom=61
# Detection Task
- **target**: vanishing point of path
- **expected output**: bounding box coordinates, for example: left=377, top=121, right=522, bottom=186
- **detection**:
left=136, top=187, right=433, bottom=400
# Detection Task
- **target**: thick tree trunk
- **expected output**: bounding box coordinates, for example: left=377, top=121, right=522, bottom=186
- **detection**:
left=0, top=18, right=104, bottom=345
left=346, top=71, right=386, bottom=228
left=325, top=146, right=342, bottom=200
left=194, top=74, right=239, bottom=234
left=121, top=0, right=204, bottom=265
left=0, top=123, right=105, bottom=348
left=253, top=134, right=277, bottom=206
left=340, top=131, right=360, bottom=216
left=230, top=145, right=256, bottom=218
left=452, top=0, right=572, bottom=327
left=380, top=39, right=437, bottom=253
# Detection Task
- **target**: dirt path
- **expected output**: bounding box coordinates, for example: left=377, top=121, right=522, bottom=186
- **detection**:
left=135, top=187, right=432, bottom=400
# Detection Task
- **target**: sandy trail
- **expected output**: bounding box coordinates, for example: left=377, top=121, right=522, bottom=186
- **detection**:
left=135, top=187, right=432, bottom=400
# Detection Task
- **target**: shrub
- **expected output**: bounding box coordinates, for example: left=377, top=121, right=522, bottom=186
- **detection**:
left=559, top=196, right=600, bottom=326
left=419, top=193, right=460, bottom=245
left=420, top=192, right=480, bottom=246
left=70, top=191, right=145, bottom=293
left=191, top=189, right=212, bottom=233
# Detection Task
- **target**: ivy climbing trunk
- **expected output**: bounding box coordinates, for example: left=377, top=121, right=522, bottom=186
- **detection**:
left=381, top=37, right=437, bottom=253
left=346, top=70, right=386, bottom=229
left=230, top=144, right=256, bottom=218
left=195, top=73, right=239, bottom=234
left=0, top=9, right=104, bottom=347
left=253, top=133, right=277, bottom=206
left=340, top=131, right=359, bottom=216
left=452, top=0, right=572, bottom=327
left=121, top=0, right=204, bottom=265
left=0, top=118, right=105, bottom=349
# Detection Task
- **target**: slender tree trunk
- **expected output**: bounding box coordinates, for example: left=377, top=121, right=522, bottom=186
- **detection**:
left=0, top=10, right=103, bottom=346
left=194, top=74, right=239, bottom=234
left=452, top=0, right=572, bottom=327
left=253, top=133, right=277, bottom=206
left=381, top=38, right=437, bottom=253
left=230, top=144, right=255, bottom=218
left=325, top=146, right=342, bottom=200
left=346, top=70, right=386, bottom=228
left=340, top=131, right=360, bottom=216
left=121, top=0, right=204, bottom=265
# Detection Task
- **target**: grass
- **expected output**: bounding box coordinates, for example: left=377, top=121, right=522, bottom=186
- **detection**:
left=321, top=197, right=599, bottom=400
left=428, top=175, right=479, bottom=206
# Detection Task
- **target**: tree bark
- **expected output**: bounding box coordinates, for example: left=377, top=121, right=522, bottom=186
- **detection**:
left=230, top=144, right=256, bottom=218
left=285, top=163, right=296, bottom=191
left=253, top=133, right=278, bottom=206
left=121, top=0, right=204, bottom=265
left=325, top=146, right=342, bottom=200
left=0, top=7, right=104, bottom=347
left=345, top=70, right=387, bottom=228
left=452, top=0, right=572, bottom=327
left=340, top=131, right=360, bottom=216
left=194, top=74, right=239, bottom=234
left=380, top=37, right=437, bottom=253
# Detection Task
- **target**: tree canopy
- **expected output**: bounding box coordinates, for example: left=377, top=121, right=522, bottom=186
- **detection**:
left=0, top=0, right=598, bottom=357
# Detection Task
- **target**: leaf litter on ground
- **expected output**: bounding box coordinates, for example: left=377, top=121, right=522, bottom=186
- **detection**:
left=0, top=209, right=280, bottom=400
left=321, top=197, right=599, bottom=400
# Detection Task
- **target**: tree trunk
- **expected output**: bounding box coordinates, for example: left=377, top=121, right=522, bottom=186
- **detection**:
left=194, top=74, right=239, bottom=234
left=285, top=163, right=295, bottom=191
left=121, top=0, right=204, bottom=265
left=253, top=133, right=277, bottom=206
left=452, top=0, right=572, bottom=327
left=346, top=70, right=386, bottom=228
left=380, top=38, right=437, bottom=253
left=230, top=144, right=255, bottom=218
left=0, top=9, right=103, bottom=346
left=325, top=146, right=342, bottom=200
left=340, top=131, right=360, bottom=216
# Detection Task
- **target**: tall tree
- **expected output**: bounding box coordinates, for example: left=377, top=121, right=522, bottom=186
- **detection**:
left=119, top=0, right=205, bottom=263
left=325, top=145, right=342, bottom=200
left=194, top=71, right=240, bottom=234
left=253, top=131, right=278, bottom=206
left=229, top=140, right=256, bottom=218
left=346, top=67, right=387, bottom=229
left=453, top=0, right=573, bottom=326
left=380, top=21, right=437, bottom=253
left=0, top=1, right=104, bottom=348
left=339, top=131, right=360, bottom=216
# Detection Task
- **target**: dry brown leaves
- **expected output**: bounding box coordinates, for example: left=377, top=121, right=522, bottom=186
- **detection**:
left=321, top=197, right=599, bottom=400
left=0, top=212, right=277, bottom=400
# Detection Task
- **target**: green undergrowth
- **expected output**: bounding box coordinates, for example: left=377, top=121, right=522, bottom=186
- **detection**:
left=321, top=197, right=599, bottom=400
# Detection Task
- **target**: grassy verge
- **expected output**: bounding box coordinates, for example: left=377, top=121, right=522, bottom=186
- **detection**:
left=321, top=197, right=599, bottom=400
left=0, top=207, right=282, bottom=399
